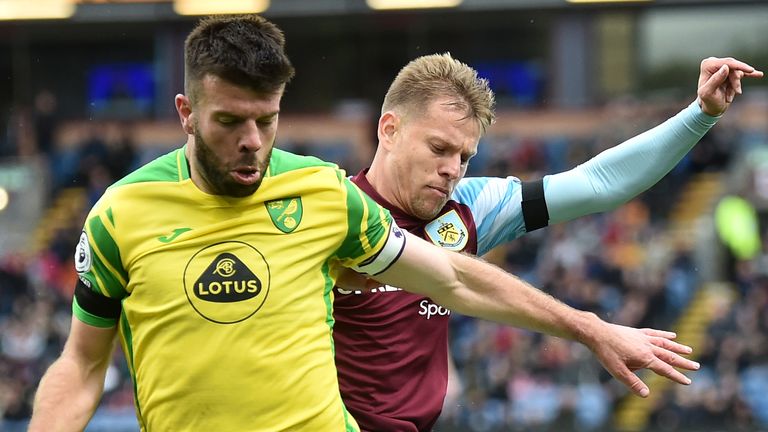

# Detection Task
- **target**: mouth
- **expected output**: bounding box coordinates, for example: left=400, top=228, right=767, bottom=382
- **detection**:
left=427, top=185, right=449, bottom=198
left=231, top=166, right=261, bottom=185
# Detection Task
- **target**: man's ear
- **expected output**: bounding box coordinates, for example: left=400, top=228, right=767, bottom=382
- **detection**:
left=175, top=94, right=194, bottom=135
left=377, top=111, right=400, bottom=150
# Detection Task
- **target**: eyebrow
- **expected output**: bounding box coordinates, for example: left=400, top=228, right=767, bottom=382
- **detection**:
left=428, top=136, right=477, bottom=158
left=212, top=110, right=280, bottom=119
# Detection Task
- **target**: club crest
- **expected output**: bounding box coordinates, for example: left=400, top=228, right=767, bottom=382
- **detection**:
left=265, top=197, right=303, bottom=233
left=424, top=210, right=468, bottom=251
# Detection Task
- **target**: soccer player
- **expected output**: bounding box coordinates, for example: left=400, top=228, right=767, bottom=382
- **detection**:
left=29, top=15, right=700, bottom=432
left=333, top=53, right=763, bottom=431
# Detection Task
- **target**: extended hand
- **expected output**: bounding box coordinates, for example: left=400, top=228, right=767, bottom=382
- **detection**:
left=588, top=323, right=699, bottom=398
left=697, top=57, right=763, bottom=116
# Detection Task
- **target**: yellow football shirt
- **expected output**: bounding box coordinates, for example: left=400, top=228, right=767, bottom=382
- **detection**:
left=72, top=147, right=405, bottom=431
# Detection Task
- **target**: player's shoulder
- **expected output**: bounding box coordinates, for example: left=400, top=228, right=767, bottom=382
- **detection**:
left=85, top=147, right=186, bottom=214
left=456, top=175, right=522, bottom=188
left=452, top=175, right=522, bottom=203
left=268, top=148, right=340, bottom=178
left=110, top=147, right=187, bottom=190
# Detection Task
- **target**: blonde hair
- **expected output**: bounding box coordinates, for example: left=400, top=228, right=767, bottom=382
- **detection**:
left=381, top=53, right=496, bottom=135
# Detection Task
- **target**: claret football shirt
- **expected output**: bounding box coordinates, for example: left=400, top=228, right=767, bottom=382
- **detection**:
left=335, top=169, right=528, bottom=432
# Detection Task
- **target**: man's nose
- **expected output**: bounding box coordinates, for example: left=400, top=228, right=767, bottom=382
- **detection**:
left=239, top=122, right=262, bottom=152
left=438, top=154, right=461, bottom=180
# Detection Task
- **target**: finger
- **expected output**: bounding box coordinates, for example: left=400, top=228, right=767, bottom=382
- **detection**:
left=640, top=328, right=677, bottom=339
left=699, top=57, right=763, bottom=91
left=652, top=346, right=700, bottom=371
left=647, top=358, right=692, bottom=385
left=650, top=337, right=693, bottom=355
left=729, top=70, right=744, bottom=95
left=613, top=364, right=650, bottom=397
left=726, top=86, right=736, bottom=104
left=705, top=56, right=759, bottom=74
left=700, top=64, right=729, bottom=96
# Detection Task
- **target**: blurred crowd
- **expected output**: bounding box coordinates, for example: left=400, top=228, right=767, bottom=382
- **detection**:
left=1, top=95, right=768, bottom=432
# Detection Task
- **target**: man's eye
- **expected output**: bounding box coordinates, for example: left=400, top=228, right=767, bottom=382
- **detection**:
left=218, top=117, right=237, bottom=125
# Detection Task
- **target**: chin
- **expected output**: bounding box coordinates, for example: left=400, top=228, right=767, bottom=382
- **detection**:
left=414, top=206, right=442, bottom=221
left=220, top=182, right=261, bottom=197
left=412, top=196, right=446, bottom=220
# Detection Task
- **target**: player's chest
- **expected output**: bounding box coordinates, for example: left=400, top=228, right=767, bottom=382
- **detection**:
left=121, top=198, right=344, bottom=298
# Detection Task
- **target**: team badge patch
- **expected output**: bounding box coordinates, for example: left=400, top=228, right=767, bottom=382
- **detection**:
left=424, top=210, right=468, bottom=251
left=265, top=197, right=303, bottom=233
left=74, top=231, right=92, bottom=273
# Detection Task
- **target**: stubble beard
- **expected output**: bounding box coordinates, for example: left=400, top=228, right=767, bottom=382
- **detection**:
left=412, top=194, right=447, bottom=221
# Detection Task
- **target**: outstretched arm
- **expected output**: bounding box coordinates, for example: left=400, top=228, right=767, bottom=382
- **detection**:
left=544, top=57, right=762, bottom=224
left=29, top=318, right=117, bottom=432
left=373, top=231, right=698, bottom=397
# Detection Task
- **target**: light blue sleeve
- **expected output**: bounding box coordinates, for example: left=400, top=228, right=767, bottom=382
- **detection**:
left=451, top=176, right=526, bottom=256
left=545, top=100, right=720, bottom=224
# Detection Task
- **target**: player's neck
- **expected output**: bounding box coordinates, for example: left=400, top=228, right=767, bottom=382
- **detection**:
left=366, top=158, right=406, bottom=213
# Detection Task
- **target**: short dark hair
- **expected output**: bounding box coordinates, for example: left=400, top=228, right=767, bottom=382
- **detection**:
left=184, top=14, right=295, bottom=103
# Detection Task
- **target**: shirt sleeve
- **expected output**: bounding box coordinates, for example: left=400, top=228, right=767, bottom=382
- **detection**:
left=451, top=176, right=527, bottom=256
left=335, top=177, right=406, bottom=275
left=453, top=101, right=718, bottom=256
left=544, top=100, right=719, bottom=223
left=72, top=198, right=129, bottom=327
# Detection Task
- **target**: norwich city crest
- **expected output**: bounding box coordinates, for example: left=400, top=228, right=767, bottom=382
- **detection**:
left=265, top=197, right=303, bottom=233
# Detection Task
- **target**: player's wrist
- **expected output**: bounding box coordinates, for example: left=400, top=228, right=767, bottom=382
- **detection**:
left=566, top=310, right=604, bottom=346
left=696, top=97, right=725, bottom=118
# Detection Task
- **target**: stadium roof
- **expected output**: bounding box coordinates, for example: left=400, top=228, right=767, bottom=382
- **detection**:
left=0, top=0, right=762, bottom=22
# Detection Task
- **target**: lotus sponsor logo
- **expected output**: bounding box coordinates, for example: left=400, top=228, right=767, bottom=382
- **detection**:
left=194, top=253, right=262, bottom=303
left=184, top=241, right=270, bottom=324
